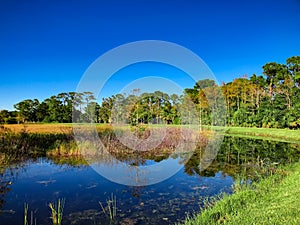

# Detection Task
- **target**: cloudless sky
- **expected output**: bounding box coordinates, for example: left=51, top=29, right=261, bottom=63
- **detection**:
left=1, top=0, right=300, bottom=110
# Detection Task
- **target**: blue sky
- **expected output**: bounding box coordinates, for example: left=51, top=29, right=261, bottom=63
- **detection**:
left=1, top=0, right=300, bottom=110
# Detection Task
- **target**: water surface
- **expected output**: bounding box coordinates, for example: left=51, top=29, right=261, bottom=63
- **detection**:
left=0, top=136, right=299, bottom=225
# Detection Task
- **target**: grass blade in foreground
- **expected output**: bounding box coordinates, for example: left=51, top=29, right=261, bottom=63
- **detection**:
left=49, top=198, right=65, bottom=225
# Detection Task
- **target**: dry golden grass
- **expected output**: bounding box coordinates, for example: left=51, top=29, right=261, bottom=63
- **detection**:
left=3, top=123, right=115, bottom=134
left=3, top=123, right=216, bottom=135
left=4, top=124, right=73, bottom=134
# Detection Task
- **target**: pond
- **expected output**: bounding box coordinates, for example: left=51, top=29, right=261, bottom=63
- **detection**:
left=0, top=136, right=299, bottom=225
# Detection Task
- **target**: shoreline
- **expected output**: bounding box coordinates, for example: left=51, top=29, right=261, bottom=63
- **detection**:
left=3, top=124, right=300, bottom=142
left=181, top=161, right=300, bottom=225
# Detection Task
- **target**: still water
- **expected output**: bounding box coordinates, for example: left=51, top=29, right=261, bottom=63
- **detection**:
left=0, top=136, right=299, bottom=225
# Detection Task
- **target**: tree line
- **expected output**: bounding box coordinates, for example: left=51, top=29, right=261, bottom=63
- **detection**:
left=1, top=56, right=299, bottom=128
left=0, top=92, right=96, bottom=124
left=185, top=56, right=300, bottom=128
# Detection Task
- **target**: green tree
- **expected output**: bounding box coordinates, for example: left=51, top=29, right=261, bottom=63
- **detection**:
left=287, top=56, right=300, bottom=88
left=85, top=102, right=100, bottom=123
left=14, top=99, right=40, bottom=123
left=0, top=110, right=9, bottom=124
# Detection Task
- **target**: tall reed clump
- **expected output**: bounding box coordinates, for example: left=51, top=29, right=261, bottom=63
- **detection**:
left=49, top=198, right=65, bottom=225
left=46, top=140, right=79, bottom=156
left=99, top=193, right=117, bottom=222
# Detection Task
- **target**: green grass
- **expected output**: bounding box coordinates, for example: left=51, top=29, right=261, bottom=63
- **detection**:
left=23, top=199, right=65, bottom=225
left=224, top=126, right=300, bottom=143
left=182, top=161, right=300, bottom=225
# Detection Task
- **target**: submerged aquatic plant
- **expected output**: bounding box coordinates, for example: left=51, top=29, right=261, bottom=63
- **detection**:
left=49, top=198, right=65, bottom=225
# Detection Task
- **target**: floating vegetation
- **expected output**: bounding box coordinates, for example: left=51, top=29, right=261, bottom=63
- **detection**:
left=64, top=209, right=101, bottom=224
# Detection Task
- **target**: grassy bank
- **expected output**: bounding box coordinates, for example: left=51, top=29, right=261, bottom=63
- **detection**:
left=224, top=126, right=300, bottom=143
left=182, top=161, right=300, bottom=225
